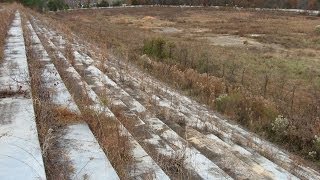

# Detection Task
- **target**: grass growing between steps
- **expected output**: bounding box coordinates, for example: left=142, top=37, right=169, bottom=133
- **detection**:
left=31, top=25, right=135, bottom=178
left=81, top=109, right=133, bottom=179
left=22, top=14, right=78, bottom=180
left=111, top=105, right=199, bottom=179
left=58, top=71, right=134, bottom=179
left=0, top=3, right=16, bottom=64
left=142, top=143, right=194, bottom=179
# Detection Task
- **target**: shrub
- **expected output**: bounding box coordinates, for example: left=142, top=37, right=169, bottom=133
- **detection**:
left=131, top=0, right=139, bottom=5
left=215, top=94, right=229, bottom=113
left=196, top=53, right=210, bottom=74
left=314, top=135, right=320, bottom=149
left=271, top=115, right=289, bottom=136
left=97, top=0, right=109, bottom=7
left=311, top=135, right=320, bottom=159
left=47, top=0, right=69, bottom=11
left=112, top=0, right=122, bottom=6
left=215, top=93, right=242, bottom=115
left=251, top=99, right=278, bottom=126
left=139, top=54, right=153, bottom=71
left=143, top=38, right=169, bottom=60
left=316, top=25, right=320, bottom=34
left=21, top=0, right=45, bottom=11
left=82, top=3, right=90, bottom=8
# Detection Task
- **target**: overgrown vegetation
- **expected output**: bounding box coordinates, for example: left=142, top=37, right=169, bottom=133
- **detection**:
left=97, top=0, right=109, bottom=7
left=143, top=38, right=169, bottom=59
left=45, top=7, right=320, bottom=167
left=47, top=0, right=69, bottom=11
left=0, top=5, right=15, bottom=63
left=112, top=0, right=122, bottom=6
left=19, top=0, right=45, bottom=11
left=81, top=110, right=133, bottom=179
left=140, top=36, right=320, bottom=162
left=22, top=15, right=77, bottom=179
left=20, top=8, right=134, bottom=178
left=34, top=27, right=134, bottom=178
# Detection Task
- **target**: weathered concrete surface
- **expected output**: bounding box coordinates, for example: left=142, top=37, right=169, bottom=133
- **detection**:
left=35, top=22, right=170, bottom=179
left=27, top=21, right=80, bottom=114
left=0, top=11, right=46, bottom=180
left=61, top=123, right=119, bottom=180
left=0, top=98, right=46, bottom=180
left=0, top=11, right=30, bottom=94
left=27, top=20, right=120, bottom=179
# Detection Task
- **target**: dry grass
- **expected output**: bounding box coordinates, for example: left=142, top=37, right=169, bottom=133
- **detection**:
left=64, top=43, right=76, bottom=66
left=0, top=3, right=16, bottom=64
left=22, top=14, right=76, bottom=179
left=110, top=104, right=198, bottom=179
left=0, top=89, right=29, bottom=98
left=82, top=109, right=133, bottom=179
left=152, top=150, right=196, bottom=179
left=23, top=14, right=135, bottom=179
left=30, top=23, right=135, bottom=178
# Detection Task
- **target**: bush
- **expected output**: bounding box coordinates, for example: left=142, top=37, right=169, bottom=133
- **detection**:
left=215, top=93, right=242, bottom=115
left=143, top=38, right=169, bottom=60
left=215, top=94, right=228, bottom=113
left=271, top=115, right=289, bottom=137
left=316, top=25, right=320, bottom=34
left=139, top=54, right=153, bottom=71
left=215, top=92, right=278, bottom=130
left=47, top=0, right=69, bottom=11
left=82, top=3, right=90, bottom=8
left=196, top=53, right=210, bottom=74
left=112, top=0, right=122, bottom=6
left=97, top=0, right=109, bottom=7
left=251, top=100, right=277, bottom=125
left=310, top=135, right=320, bottom=159
left=21, top=0, right=45, bottom=11
left=131, top=0, right=139, bottom=5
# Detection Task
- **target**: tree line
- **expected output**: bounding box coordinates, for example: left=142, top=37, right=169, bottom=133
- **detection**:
left=4, top=0, right=320, bottom=10
left=2, top=0, right=69, bottom=11
left=129, top=0, right=320, bottom=10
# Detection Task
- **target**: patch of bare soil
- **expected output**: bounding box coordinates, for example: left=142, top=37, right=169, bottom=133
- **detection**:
left=153, top=27, right=182, bottom=33
left=201, top=35, right=263, bottom=47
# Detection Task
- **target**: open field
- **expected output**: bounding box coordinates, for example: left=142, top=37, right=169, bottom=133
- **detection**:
left=1, top=4, right=320, bottom=179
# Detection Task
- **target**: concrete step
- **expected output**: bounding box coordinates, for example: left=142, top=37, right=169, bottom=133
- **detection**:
left=0, top=11, right=46, bottom=180
left=27, top=20, right=119, bottom=180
